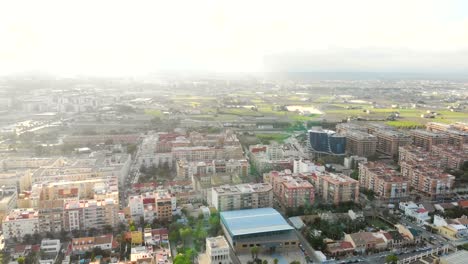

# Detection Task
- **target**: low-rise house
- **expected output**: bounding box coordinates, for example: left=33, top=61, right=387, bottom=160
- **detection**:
left=130, top=246, right=154, bottom=262
left=399, top=202, right=431, bottom=224
left=434, top=202, right=457, bottom=213
left=325, top=241, right=354, bottom=256
left=387, top=231, right=406, bottom=248
left=155, top=247, right=172, bottom=264
left=344, top=231, right=387, bottom=253
left=433, top=215, right=468, bottom=240
left=395, top=224, right=422, bottom=245
left=11, top=244, right=41, bottom=260
left=144, top=228, right=169, bottom=246
left=71, top=235, right=114, bottom=255
left=39, top=239, right=61, bottom=264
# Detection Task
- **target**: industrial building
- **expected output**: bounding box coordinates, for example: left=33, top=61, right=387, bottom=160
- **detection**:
left=220, top=208, right=299, bottom=253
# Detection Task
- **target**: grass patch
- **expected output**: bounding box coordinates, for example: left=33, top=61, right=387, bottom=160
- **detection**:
left=291, top=114, right=320, bottom=122
left=313, top=96, right=333, bottom=103
left=219, top=108, right=262, bottom=117
left=386, top=120, right=424, bottom=128
left=145, top=109, right=163, bottom=117
left=256, top=133, right=290, bottom=144
left=368, top=218, right=393, bottom=230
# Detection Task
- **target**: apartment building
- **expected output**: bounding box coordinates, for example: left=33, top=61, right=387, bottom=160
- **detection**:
left=38, top=200, right=64, bottom=233
left=400, top=161, right=455, bottom=198
left=293, top=158, right=325, bottom=174
left=29, top=153, right=128, bottom=190
left=63, top=199, right=119, bottom=231
left=400, top=143, right=468, bottom=171
left=176, top=159, right=249, bottom=180
left=139, top=130, right=243, bottom=169
left=128, top=190, right=176, bottom=223
left=358, top=162, right=409, bottom=201
left=267, top=171, right=315, bottom=208
left=345, top=131, right=377, bottom=157
left=2, top=208, right=39, bottom=240
left=426, top=122, right=468, bottom=148
left=248, top=145, right=293, bottom=174
left=315, top=172, right=359, bottom=204
left=373, top=130, right=412, bottom=157
left=336, top=122, right=368, bottom=134
left=431, top=145, right=468, bottom=170
left=155, top=191, right=176, bottom=221
left=410, top=129, right=449, bottom=151
left=399, top=145, right=432, bottom=164
left=211, top=183, right=273, bottom=211
left=0, top=186, right=17, bottom=223
left=63, top=134, right=141, bottom=145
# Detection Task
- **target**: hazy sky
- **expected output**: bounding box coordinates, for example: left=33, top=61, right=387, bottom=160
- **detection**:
left=1, top=0, right=468, bottom=76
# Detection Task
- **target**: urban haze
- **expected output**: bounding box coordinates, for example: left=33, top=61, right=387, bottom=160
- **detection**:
left=0, top=1, right=467, bottom=264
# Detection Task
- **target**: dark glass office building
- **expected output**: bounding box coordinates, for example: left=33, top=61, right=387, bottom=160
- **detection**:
left=308, top=128, right=346, bottom=155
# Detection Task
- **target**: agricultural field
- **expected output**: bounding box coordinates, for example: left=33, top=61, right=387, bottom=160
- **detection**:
left=143, top=90, right=467, bottom=129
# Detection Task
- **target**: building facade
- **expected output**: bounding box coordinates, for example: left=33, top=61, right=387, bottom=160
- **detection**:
left=211, top=183, right=273, bottom=212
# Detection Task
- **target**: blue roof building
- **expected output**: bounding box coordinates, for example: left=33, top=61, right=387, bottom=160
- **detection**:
left=220, top=208, right=299, bottom=253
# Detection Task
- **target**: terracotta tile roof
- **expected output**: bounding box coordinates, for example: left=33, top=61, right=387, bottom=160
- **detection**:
left=458, top=200, right=468, bottom=208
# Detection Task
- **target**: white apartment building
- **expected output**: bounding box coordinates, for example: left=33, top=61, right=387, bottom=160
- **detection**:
left=293, top=158, right=325, bottom=174
left=2, top=208, right=39, bottom=240
left=63, top=199, right=119, bottom=231
left=211, top=183, right=273, bottom=212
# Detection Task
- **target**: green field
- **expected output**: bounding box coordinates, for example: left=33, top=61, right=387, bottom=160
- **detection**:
left=144, top=92, right=467, bottom=127
left=256, top=133, right=290, bottom=144
left=386, top=120, right=425, bottom=128
left=368, top=218, right=393, bottom=230
left=145, top=109, right=164, bottom=117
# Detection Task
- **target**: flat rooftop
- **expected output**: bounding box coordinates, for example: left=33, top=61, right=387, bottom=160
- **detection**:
left=221, top=208, right=293, bottom=237
left=214, top=183, right=272, bottom=195
left=440, top=250, right=468, bottom=264
left=207, top=236, right=229, bottom=249
left=411, top=129, right=449, bottom=138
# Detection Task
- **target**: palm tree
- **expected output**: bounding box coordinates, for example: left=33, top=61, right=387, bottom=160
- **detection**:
left=274, top=258, right=279, bottom=264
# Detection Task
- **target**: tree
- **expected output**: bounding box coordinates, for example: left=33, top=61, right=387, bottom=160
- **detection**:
left=23, top=234, right=33, bottom=244
left=250, top=246, right=259, bottom=260
left=290, top=261, right=301, bottom=264
left=103, top=224, right=114, bottom=234
left=273, top=259, right=279, bottom=264
left=385, top=254, right=398, bottom=264
left=169, top=223, right=182, bottom=243
left=17, top=256, right=25, bottom=264
left=180, top=227, right=193, bottom=246
left=173, top=248, right=194, bottom=264
left=262, top=260, right=268, bottom=264
left=127, top=144, right=137, bottom=155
